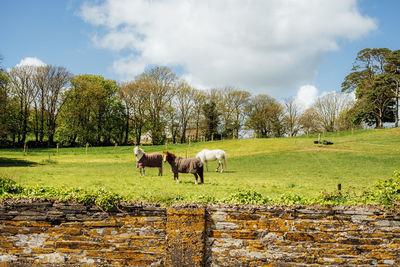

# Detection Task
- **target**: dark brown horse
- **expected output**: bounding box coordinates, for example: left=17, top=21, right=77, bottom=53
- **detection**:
left=163, top=151, right=204, bottom=184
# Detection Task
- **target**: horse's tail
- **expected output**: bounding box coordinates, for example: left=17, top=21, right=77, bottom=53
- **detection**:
left=223, top=154, right=227, bottom=170
left=199, top=164, right=204, bottom=183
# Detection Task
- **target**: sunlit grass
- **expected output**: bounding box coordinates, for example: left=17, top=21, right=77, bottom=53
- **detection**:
left=1, top=127, right=400, bottom=203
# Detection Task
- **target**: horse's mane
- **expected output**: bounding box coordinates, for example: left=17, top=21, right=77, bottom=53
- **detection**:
left=165, top=151, right=176, bottom=158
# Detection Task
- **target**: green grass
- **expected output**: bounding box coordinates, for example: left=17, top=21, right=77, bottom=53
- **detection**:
left=1, top=128, right=400, bottom=204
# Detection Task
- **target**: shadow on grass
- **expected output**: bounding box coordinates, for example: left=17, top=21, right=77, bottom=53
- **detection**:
left=205, top=170, right=236, bottom=173
left=0, top=157, right=38, bottom=167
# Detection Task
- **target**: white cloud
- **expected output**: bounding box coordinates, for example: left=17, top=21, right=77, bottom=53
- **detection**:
left=295, top=85, right=319, bottom=110
left=78, top=0, right=376, bottom=96
left=16, top=57, right=46, bottom=67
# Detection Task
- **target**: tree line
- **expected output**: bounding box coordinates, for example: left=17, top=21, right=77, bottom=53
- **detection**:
left=0, top=48, right=399, bottom=147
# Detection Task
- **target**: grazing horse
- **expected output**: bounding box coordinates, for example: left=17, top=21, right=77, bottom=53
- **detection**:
left=163, top=151, right=204, bottom=184
left=134, top=147, right=163, bottom=176
left=196, top=149, right=227, bottom=173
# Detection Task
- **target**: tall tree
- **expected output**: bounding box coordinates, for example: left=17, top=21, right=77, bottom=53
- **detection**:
left=192, top=90, right=206, bottom=142
left=230, top=90, right=250, bottom=139
left=342, top=48, right=394, bottom=128
left=245, top=94, right=285, bottom=138
left=0, top=56, right=10, bottom=142
left=175, top=81, right=196, bottom=143
left=7, top=66, right=36, bottom=144
left=34, top=66, right=72, bottom=145
left=385, top=50, right=400, bottom=127
left=118, top=81, right=148, bottom=145
left=202, top=100, right=220, bottom=141
left=139, top=66, right=177, bottom=145
left=283, top=97, right=301, bottom=137
left=312, top=92, right=354, bottom=132
left=58, top=75, right=119, bottom=145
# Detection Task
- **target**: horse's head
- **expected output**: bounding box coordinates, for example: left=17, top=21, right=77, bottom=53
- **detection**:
left=134, top=146, right=143, bottom=158
left=163, top=151, right=175, bottom=162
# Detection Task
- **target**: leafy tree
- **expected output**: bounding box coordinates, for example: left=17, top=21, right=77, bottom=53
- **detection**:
left=385, top=50, right=400, bottom=127
left=58, top=75, right=119, bottom=146
left=7, top=66, right=36, bottom=144
left=175, top=81, right=196, bottom=143
left=312, top=92, right=354, bottom=132
left=202, top=100, right=220, bottom=141
left=0, top=57, right=10, bottom=142
left=138, top=66, right=177, bottom=145
left=245, top=94, right=285, bottom=138
left=192, top=90, right=206, bottom=141
left=34, top=66, right=72, bottom=145
left=298, top=107, right=321, bottom=135
left=342, top=48, right=394, bottom=128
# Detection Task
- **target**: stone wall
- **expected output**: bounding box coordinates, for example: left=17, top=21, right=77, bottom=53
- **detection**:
left=0, top=200, right=400, bottom=266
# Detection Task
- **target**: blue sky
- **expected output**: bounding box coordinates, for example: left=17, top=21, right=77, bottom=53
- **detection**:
left=1, top=0, right=399, bottom=105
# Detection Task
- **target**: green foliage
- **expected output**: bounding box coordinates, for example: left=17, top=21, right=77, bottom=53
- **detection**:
left=277, top=192, right=304, bottom=205
left=370, top=170, right=400, bottom=208
left=0, top=177, right=23, bottom=194
left=0, top=176, right=121, bottom=211
left=95, top=188, right=122, bottom=211
left=224, top=189, right=270, bottom=205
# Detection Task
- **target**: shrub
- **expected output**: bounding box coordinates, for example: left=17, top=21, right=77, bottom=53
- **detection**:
left=370, top=170, right=400, bottom=208
left=224, top=189, right=270, bottom=205
left=277, top=192, right=304, bottom=205
left=0, top=176, right=23, bottom=194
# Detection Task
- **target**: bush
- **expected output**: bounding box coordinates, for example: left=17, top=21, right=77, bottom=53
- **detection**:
left=224, top=189, right=270, bottom=205
left=370, top=170, right=400, bottom=208
left=0, top=177, right=23, bottom=194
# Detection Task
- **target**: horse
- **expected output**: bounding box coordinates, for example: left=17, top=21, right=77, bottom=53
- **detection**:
left=134, top=146, right=163, bottom=176
left=196, top=149, right=227, bottom=173
left=163, top=151, right=204, bottom=184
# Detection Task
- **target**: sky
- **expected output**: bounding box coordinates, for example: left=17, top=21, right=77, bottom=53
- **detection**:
left=1, top=0, right=400, bottom=108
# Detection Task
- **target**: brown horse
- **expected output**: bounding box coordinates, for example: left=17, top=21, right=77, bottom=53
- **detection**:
left=163, top=151, right=204, bottom=184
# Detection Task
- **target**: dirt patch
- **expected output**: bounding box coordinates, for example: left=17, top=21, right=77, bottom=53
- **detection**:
left=298, top=146, right=354, bottom=152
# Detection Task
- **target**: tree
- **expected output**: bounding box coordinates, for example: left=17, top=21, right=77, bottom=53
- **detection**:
left=58, top=75, right=119, bottom=145
left=118, top=80, right=148, bottom=145
left=385, top=50, right=400, bottom=127
left=34, top=66, right=72, bottom=145
left=218, top=87, right=250, bottom=139
left=192, top=90, right=206, bottom=142
left=298, top=107, right=321, bottom=135
left=202, top=100, right=220, bottom=141
left=342, top=48, right=394, bottom=128
left=7, top=65, right=36, bottom=144
left=230, top=90, right=250, bottom=139
left=138, top=66, right=178, bottom=145
left=245, top=94, right=285, bottom=138
left=175, top=81, right=196, bottom=143
left=0, top=57, right=10, bottom=142
left=283, top=98, right=301, bottom=137
left=312, top=92, right=354, bottom=132
left=165, top=105, right=180, bottom=144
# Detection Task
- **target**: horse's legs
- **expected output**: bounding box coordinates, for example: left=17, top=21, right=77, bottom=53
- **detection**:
left=205, top=160, right=209, bottom=172
left=174, top=173, right=179, bottom=183
left=193, top=173, right=198, bottom=184
left=158, top=166, right=162, bottom=176
left=139, top=168, right=143, bottom=176
left=216, top=160, right=220, bottom=172
left=143, top=167, right=145, bottom=176
left=220, top=159, right=224, bottom=173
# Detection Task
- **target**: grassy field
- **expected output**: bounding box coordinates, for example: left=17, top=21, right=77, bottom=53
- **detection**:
left=1, top=128, right=400, bottom=204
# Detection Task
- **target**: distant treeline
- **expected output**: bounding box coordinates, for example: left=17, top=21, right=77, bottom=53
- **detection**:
left=0, top=48, right=398, bottom=147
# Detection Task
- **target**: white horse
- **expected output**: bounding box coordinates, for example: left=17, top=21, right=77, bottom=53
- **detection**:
left=196, top=149, right=227, bottom=173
